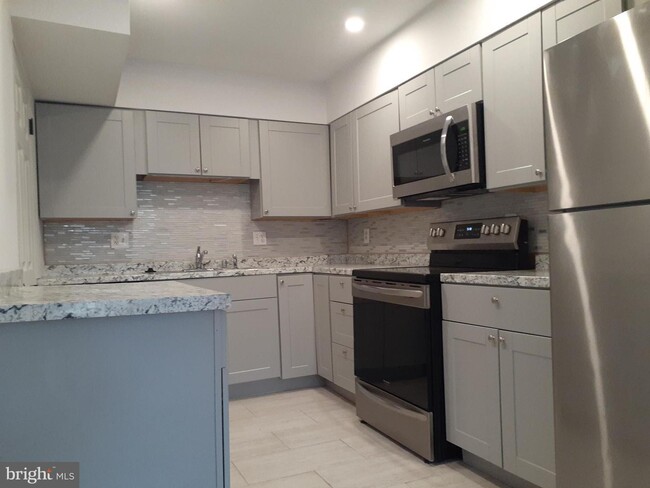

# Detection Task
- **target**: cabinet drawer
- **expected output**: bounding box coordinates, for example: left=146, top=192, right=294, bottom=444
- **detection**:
left=442, top=284, right=551, bottom=336
left=329, top=276, right=353, bottom=304
left=330, top=302, right=353, bottom=348
left=181, top=275, right=277, bottom=300
left=332, top=343, right=355, bottom=393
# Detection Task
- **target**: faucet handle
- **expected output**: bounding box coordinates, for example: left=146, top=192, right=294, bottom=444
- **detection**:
left=203, top=250, right=208, bottom=255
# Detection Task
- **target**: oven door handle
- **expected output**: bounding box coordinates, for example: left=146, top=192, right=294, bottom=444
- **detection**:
left=440, top=115, right=456, bottom=182
left=352, top=282, right=423, bottom=299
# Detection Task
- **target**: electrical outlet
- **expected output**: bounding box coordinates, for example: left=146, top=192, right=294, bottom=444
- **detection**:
left=110, top=232, right=129, bottom=249
left=363, top=228, right=370, bottom=245
left=253, top=231, right=267, bottom=246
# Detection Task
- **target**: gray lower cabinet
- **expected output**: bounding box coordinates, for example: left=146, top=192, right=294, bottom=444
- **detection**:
left=442, top=283, right=555, bottom=488
left=542, top=0, right=623, bottom=50
left=332, top=343, right=355, bottom=393
left=146, top=110, right=202, bottom=176
left=314, top=274, right=333, bottom=381
left=179, top=275, right=280, bottom=386
left=226, top=298, right=281, bottom=384
left=398, top=45, right=483, bottom=130
left=199, top=115, right=251, bottom=177
left=278, top=274, right=317, bottom=379
left=36, top=103, right=138, bottom=219
left=483, top=13, right=545, bottom=190
left=253, top=121, right=331, bottom=218
left=352, top=90, right=402, bottom=213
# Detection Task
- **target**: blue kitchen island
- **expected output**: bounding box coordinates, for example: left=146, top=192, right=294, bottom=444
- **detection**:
left=0, top=281, right=231, bottom=488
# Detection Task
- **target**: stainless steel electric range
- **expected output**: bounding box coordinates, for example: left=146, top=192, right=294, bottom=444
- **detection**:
left=352, top=216, right=533, bottom=462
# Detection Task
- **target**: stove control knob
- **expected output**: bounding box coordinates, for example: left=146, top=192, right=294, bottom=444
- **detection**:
left=438, top=228, right=446, bottom=237
left=500, top=223, right=511, bottom=235
left=429, top=228, right=434, bottom=237
left=491, top=224, right=500, bottom=235
left=481, top=224, right=490, bottom=235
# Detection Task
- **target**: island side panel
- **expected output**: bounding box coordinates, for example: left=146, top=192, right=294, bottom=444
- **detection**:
left=0, top=310, right=227, bottom=488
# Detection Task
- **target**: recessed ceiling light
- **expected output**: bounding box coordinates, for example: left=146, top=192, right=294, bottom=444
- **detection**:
left=345, top=16, right=365, bottom=33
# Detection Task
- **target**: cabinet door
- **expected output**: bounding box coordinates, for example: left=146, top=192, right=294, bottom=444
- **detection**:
left=330, top=114, right=356, bottom=215
left=36, top=103, right=137, bottom=219
left=200, top=115, right=251, bottom=177
left=483, top=14, right=545, bottom=190
left=398, top=69, right=436, bottom=129
left=226, top=298, right=281, bottom=385
left=278, top=274, right=317, bottom=379
left=353, top=91, right=401, bottom=213
left=434, top=45, right=483, bottom=113
left=146, top=111, right=201, bottom=175
left=259, top=121, right=331, bottom=217
left=443, top=321, right=502, bottom=466
left=500, top=331, right=555, bottom=488
left=332, top=343, right=355, bottom=394
left=542, top=0, right=623, bottom=50
left=313, top=275, right=333, bottom=381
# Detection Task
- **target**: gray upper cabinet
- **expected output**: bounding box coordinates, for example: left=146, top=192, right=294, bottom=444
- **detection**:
left=353, top=90, right=401, bottom=213
left=398, top=68, right=436, bottom=130
left=330, top=114, right=356, bottom=216
left=146, top=111, right=201, bottom=176
left=434, top=45, right=483, bottom=113
left=397, top=46, right=482, bottom=130
left=278, top=274, right=317, bottom=379
left=133, top=110, right=148, bottom=175
left=36, top=103, right=137, bottom=219
left=199, top=115, right=251, bottom=178
left=542, top=0, right=623, bottom=50
left=255, top=121, right=331, bottom=218
left=483, top=13, right=545, bottom=190
left=313, top=275, right=333, bottom=382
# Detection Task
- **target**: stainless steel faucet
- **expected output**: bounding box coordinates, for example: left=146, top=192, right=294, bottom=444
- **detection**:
left=195, top=246, right=210, bottom=269
left=232, top=254, right=238, bottom=269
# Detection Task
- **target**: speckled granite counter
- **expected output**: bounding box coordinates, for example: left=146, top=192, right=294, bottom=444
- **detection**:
left=0, top=281, right=231, bottom=323
left=37, top=264, right=401, bottom=286
left=440, top=270, right=550, bottom=289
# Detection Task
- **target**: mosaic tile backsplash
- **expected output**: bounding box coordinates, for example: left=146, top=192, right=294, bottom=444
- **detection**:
left=347, top=191, right=550, bottom=254
left=43, top=182, right=348, bottom=264
left=43, top=181, right=549, bottom=265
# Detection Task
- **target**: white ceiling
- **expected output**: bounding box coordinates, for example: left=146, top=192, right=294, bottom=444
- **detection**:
left=128, top=0, right=436, bottom=83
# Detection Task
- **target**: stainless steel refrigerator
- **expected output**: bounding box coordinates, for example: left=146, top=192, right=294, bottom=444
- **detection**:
left=545, top=4, right=650, bottom=487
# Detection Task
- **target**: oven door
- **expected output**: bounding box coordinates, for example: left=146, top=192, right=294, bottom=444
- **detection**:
left=390, top=103, right=483, bottom=199
left=352, top=279, right=432, bottom=411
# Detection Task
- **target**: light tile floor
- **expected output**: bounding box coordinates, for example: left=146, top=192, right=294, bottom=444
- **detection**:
left=229, top=387, right=508, bottom=488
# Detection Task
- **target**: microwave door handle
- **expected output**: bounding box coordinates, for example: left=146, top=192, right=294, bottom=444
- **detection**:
left=440, top=115, right=456, bottom=182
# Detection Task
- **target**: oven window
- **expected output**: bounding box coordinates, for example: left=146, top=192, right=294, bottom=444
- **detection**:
left=354, top=297, right=432, bottom=410
left=392, top=124, right=462, bottom=186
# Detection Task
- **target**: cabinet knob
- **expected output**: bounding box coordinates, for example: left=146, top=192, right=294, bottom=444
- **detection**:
left=280, top=279, right=285, bottom=285
left=195, top=167, right=201, bottom=173
left=341, top=308, right=345, bottom=314
left=130, top=210, right=136, bottom=216
left=349, top=206, right=353, bottom=211
left=264, top=210, right=269, bottom=215
left=203, top=167, right=208, bottom=173
left=491, top=296, right=499, bottom=304
left=488, top=334, right=497, bottom=344
left=342, top=349, right=348, bottom=357
left=535, top=168, right=544, bottom=177
left=429, top=109, right=436, bottom=116
left=340, top=281, right=345, bottom=287
left=353, top=206, right=357, bottom=210
left=499, top=336, right=506, bottom=346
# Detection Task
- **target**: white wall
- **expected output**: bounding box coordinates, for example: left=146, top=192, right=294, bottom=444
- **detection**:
left=116, top=60, right=329, bottom=124
left=326, top=0, right=553, bottom=121
left=0, top=0, right=20, bottom=273
left=9, top=0, right=129, bottom=34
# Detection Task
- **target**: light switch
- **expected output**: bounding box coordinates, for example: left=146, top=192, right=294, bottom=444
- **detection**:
left=363, top=228, right=370, bottom=245
left=253, top=231, right=267, bottom=245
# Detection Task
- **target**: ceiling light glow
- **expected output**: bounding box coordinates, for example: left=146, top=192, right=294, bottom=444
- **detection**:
left=345, top=16, right=365, bottom=33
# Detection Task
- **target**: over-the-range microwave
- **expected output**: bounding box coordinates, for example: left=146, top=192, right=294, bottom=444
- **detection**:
left=390, top=102, right=485, bottom=203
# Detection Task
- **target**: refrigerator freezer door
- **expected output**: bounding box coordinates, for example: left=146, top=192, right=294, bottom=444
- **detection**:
left=549, top=205, right=650, bottom=488
left=544, top=4, right=650, bottom=211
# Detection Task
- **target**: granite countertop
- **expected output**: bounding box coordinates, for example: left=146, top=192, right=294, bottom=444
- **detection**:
left=440, top=269, right=550, bottom=289
left=37, top=264, right=399, bottom=286
left=0, top=281, right=231, bottom=324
